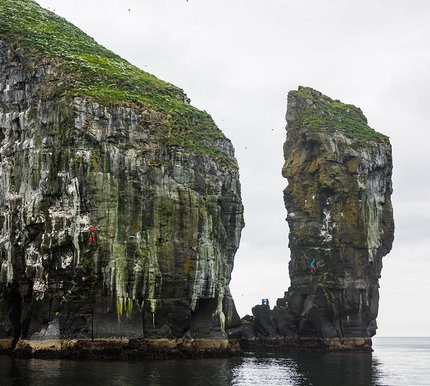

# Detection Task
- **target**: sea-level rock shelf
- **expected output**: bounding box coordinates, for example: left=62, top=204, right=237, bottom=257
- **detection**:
left=1, top=338, right=242, bottom=360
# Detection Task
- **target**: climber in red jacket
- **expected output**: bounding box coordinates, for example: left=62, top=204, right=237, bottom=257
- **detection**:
left=89, top=226, right=96, bottom=243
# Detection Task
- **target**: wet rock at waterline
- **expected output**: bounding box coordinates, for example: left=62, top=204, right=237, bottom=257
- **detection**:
left=0, top=0, right=244, bottom=347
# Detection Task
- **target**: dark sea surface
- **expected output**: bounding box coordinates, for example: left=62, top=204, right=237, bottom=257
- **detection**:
left=0, top=337, right=428, bottom=385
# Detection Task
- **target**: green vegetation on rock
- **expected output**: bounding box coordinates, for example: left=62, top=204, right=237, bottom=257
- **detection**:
left=0, top=0, right=233, bottom=167
left=291, top=86, right=389, bottom=143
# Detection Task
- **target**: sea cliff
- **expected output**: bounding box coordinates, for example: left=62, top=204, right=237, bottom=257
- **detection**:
left=0, top=0, right=244, bottom=357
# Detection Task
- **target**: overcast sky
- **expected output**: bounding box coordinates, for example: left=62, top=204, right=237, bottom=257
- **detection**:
left=36, top=0, right=430, bottom=337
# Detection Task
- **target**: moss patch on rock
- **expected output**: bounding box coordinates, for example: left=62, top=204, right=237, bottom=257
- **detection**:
left=290, top=86, right=389, bottom=144
left=0, top=0, right=233, bottom=167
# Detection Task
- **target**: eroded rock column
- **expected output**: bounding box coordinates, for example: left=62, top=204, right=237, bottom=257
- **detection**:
left=282, top=87, right=394, bottom=338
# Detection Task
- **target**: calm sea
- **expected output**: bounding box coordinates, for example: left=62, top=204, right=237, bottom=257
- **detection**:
left=0, top=337, right=428, bottom=385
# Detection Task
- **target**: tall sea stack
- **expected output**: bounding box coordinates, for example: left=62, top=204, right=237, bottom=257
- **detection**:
left=282, top=87, right=394, bottom=340
left=0, top=0, right=244, bottom=357
left=237, top=87, right=394, bottom=353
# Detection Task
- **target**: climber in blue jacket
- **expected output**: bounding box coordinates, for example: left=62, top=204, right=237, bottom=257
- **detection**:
left=310, top=259, right=316, bottom=273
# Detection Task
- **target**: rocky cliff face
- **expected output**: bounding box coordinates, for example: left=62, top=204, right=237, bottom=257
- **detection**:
left=281, top=87, right=394, bottom=339
left=0, top=0, right=243, bottom=346
left=234, top=87, right=394, bottom=353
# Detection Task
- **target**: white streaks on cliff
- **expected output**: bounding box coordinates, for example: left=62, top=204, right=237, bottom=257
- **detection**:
left=357, top=142, right=392, bottom=262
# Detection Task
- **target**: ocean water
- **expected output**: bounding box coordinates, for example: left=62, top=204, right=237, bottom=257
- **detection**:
left=0, top=337, right=428, bottom=385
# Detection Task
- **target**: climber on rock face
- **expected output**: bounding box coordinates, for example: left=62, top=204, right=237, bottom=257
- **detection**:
left=89, top=226, right=96, bottom=243
left=310, top=259, right=316, bottom=273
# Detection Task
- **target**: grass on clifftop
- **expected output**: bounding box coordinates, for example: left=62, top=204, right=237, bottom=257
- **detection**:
left=0, top=0, right=234, bottom=167
left=292, top=86, right=389, bottom=143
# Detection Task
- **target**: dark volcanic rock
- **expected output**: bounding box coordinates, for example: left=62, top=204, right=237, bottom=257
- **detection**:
left=252, top=305, right=277, bottom=338
left=0, top=0, right=244, bottom=348
left=282, top=87, right=394, bottom=339
left=237, top=86, right=394, bottom=352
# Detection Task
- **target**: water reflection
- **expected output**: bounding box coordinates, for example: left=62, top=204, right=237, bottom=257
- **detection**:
left=0, top=350, right=383, bottom=386
left=232, top=355, right=307, bottom=385
left=233, top=352, right=380, bottom=386
left=1, top=356, right=241, bottom=386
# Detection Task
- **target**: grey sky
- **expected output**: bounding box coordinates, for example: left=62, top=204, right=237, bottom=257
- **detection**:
left=35, top=0, right=430, bottom=336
